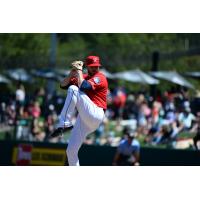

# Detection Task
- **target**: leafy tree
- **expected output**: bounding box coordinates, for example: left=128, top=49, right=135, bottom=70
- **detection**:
left=0, top=33, right=50, bottom=69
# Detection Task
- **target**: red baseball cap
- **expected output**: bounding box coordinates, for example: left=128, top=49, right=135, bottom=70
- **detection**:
left=85, top=55, right=101, bottom=67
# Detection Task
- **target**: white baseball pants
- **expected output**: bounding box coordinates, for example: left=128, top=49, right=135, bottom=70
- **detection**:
left=59, top=85, right=105, bottom=166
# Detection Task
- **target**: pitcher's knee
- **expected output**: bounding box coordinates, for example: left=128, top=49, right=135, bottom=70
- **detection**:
left=68, top=85, right=79, bottom=92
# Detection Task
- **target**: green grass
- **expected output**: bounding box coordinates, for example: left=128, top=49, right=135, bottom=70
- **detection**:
left=177, top=132, right=195, bottom=140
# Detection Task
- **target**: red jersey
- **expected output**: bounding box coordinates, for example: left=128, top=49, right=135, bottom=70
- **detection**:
left=69, top=71, right=108, bottom=109
left=84, top=72, right=108, bottom=109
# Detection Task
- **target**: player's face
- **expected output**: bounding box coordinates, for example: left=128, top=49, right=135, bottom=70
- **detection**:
left=128, top=137, right=133, bottom=144
left=87, top=66, right=99, bottom=76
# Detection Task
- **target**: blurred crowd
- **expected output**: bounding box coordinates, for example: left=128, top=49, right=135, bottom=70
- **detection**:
left=0, top=84, right=65, bottom=143
left=104, top=86, right=200, bottom=149
left=1, top=83, right=200, bottom=149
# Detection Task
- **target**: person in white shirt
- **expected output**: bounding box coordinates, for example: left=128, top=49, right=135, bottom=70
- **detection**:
left=178, top=107, right=196, bottom=131
left=16, top=84, right=25, bottom=105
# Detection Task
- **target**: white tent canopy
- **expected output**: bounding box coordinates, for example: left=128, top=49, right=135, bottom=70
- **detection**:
left=100, top=68, right=115, bottom=79
left=150, top=71, right=194, bottom=89
left=55, top=69, right=70, bottom=76
left=184, top=71, right=200, bottom=78
left=0, top=74, right=10, bottom=83
left=31, top=69, right=57, bottom=79
left=113, top=69, right=159, bottom=85
left=7, top=68, right=32, bottom=82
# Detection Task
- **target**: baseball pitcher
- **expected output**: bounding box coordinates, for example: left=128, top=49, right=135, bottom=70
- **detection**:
left=50, top=55, right=108, bottom=166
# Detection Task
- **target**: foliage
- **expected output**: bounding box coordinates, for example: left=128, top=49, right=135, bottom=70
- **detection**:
left=1, top=33, right=200, bottom=91
left=0, top=33, right=50, bottom=69
left=0, top=33, right=199, bottom=69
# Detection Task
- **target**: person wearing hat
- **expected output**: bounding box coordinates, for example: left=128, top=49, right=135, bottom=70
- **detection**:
left=112, top=128, right=140, bottom=166
left=49, top=55, right=108, bottom=166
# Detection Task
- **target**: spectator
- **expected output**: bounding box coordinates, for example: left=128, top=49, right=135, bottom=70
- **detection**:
left=137, top=100, right=151, bottom=135
left=45, top=104, right=58, bottom=140
left=30, top=101, right=41, bottom=118
left=31, top=118, right=46, bottom=141
left=6, top=103, right=16, bottom=126
left=123, top=94, right=137, bottom=119
left=16, top=107, right=31, bottom=140
left=151, top=122, right=180, bottom=148
left=151, top=125, right=172, bottom=145
left=191, top=90, right=200, bottom=115
left=16, top=84, right=26, bottom=105
left=191, top=112, right=200, bottom=150
left=178, top=107, right=196, bottom=131
left=0, top=102, right=6, bottom=124
left=169, top=120, right=181, bottom=148
left=16, top=84, right=26, bottom=116
left=112, top=86, right=127, bottom=119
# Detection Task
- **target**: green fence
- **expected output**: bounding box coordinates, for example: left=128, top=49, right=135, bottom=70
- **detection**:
left=0, top=140, right=200, bottom=166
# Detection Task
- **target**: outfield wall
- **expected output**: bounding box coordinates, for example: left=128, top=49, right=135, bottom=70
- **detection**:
left=0, top=140, right=200, bottom=166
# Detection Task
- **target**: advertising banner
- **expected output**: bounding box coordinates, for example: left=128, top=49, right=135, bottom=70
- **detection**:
left=12, top=143, right=66, bottom=166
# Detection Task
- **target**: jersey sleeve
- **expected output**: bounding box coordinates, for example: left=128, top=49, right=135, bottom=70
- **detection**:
left=87, top=74, right=106, bottom=90
left=60, top=77, right=78, bottom=89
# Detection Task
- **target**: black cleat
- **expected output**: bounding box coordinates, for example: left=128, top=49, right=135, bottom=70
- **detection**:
left=49, top=126, right=73, bottom=138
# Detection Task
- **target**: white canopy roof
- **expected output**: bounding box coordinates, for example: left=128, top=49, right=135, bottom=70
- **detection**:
left=7, top=68, right=32, bottom=82
left=0, top=74, right=10, bottom=83
left=100, top=69, right=115, bottom=79
left=113, top=69, right=159, bottom=85
left=184, top=71, right=200, bottom=78
left=150, top=71, right=194, bottom=89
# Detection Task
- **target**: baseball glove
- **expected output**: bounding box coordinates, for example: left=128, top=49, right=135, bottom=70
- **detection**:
left=71, top=61, right=84, bottom=71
